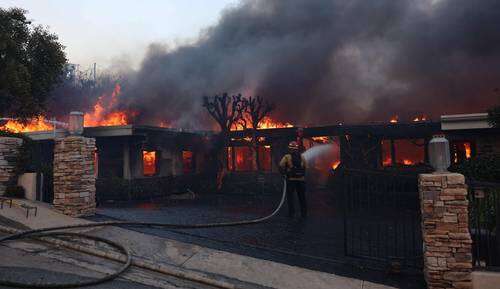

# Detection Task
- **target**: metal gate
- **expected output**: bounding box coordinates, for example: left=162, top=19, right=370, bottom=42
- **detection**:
left=341, top=169, right=423, bottom=272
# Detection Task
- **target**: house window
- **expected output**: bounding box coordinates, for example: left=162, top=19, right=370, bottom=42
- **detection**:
left=182, top=151, right=194, bottom=174
left=451, top=141, right=473, bottom=164
left=381, top=139, right=425, bottom=167
left=258, top=145, right=272, bottom=171
left=234, top=146, right=253, bottom=171
left=381, top=140, right=392, bottom=167
left=142, top=150, right=157, bottom=176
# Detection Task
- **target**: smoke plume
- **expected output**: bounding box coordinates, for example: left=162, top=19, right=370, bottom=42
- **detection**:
left=118, top=0, right=500, bottom=128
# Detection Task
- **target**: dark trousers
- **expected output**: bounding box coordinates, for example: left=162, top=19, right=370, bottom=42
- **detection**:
left=286, top=180, right=307, bottom=217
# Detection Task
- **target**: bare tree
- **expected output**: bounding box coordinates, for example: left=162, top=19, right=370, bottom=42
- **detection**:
left=243, top=96, right=276, bottom=171
left=203, top=93, right=246, bottom=189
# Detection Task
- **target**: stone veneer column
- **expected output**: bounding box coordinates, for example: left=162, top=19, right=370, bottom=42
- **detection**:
left=419, top=173, right=473, bottom=289
left=53, top=136, right=96, bottom=217
left=0, top=137, right=23, bottom=196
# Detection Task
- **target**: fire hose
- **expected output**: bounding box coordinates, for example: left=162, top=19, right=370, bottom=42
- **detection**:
left=0, top=178, right=287, bottom=288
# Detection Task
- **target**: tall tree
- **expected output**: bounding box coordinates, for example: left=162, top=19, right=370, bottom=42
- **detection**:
left=203, top=93, right=246, bottom=189
left=0, top=8, right=66, bottom=119
left=243, top=96, right=276, bottom=171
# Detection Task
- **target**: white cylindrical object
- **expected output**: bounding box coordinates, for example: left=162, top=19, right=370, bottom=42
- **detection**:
left=69, top=111, right=84, bottom=135
left=428, top=134, right=451, bottom=173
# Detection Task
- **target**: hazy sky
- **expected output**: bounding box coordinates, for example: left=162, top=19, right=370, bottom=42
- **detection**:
left=0, top=0, right=237, bottom=70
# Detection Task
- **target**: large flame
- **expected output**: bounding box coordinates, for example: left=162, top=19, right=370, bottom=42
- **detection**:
left=232, top=116, right=293, bottom=131
left=84, top=84, right=135, bottom=127
left=0, top=117, right=53, bottom=133
left=143, top=151, right=157, bottom=175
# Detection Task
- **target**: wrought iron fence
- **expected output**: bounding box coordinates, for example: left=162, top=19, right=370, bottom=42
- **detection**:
left=340, top=168, right=423, bottom=272
left=468, top=180, right=500, bottom=269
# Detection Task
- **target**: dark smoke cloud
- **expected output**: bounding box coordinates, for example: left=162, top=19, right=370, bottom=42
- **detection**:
left=119, top=0, right=500, bottom=128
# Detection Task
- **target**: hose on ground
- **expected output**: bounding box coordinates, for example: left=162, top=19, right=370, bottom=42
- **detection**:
left=0, top=178, right=288, bottom=288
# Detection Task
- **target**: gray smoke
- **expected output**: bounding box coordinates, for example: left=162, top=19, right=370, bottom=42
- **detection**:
left=120, top=0, right=500, bottom=128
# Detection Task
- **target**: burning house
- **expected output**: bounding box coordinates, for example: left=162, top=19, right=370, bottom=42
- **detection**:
left=2, top=109, right=498, bottom=204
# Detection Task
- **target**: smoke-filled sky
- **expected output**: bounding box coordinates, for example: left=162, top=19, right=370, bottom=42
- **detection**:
left=3, top=0, right=500, bottom=128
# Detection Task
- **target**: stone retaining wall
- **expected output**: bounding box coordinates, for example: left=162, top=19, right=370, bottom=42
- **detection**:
left=419, top=173, right=473, bottom=289
left=53, top=136, right=96, bottom=217
left=0, top=137, right=23, bottom=196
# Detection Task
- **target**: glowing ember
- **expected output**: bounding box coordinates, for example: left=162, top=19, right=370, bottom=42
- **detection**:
left=464, top=143, right=472, bottom=159
left=84, top=84, right=135, bottom=127
left=389, top=116, right=398, bottom=123
left=159, top=121, right=171, bottom=128
left=413, top=115, right=428, bottom=122
left=312, top=136, right=329, bottom=143
left=232, top=116, right=293, bottom=131
left=403, top=159, right=414, bottom=165
left=143, top=151, right=157, bottom=176
left=383, top=157, right=392, bottom=167
left=331, top=161, right=340, bottom=170
left=0, top=117, right=53, bottom=133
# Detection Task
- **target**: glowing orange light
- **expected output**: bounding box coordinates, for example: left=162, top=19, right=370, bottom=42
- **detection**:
left=0, top=117, right=54, bottom=133
left=312, top=136, right=329, bottom=143
left=331, top=161, right=341, bottom=170
left=464, top=143, right=471, bottom=159
left=403, top=159, right=414, bottom=165
left=84, top=84, right=135, bottom=127
left=231, top=116, right=293, bottom=131
left=383, top=157, right=392, bottom=167
left=413, top=115, right=428, bottom=122
left=159, top=121, right=171, bottom=128
left=143, top=151, right=157, bottom=176
left=390, top=116, right=398, bottom=124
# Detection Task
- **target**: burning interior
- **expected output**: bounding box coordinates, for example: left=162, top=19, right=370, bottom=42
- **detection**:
left=2, top=109, right=499, bottom=203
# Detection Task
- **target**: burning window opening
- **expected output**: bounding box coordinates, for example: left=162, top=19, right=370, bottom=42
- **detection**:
left=227, top=145, right=272, bottom=171
left=182, top=151, right=194, bottom=174
left=142, top=150, right=158, bottom=176
left=381, top=139, right=425, bottom=167
left=451, top=141, right=473, bottom=164
left=0, top=117, right=54, bottom=133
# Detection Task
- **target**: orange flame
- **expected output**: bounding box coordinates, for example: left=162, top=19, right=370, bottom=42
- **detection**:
left=331, top=161, right=340, bottom=170
left=390, top=116, right=398, bottom=123
left=413, top=115, right=428, bottom=122
left=143, top=151, right=157, bottom=176
left=403, top=159, right=414, bottom=165
left=464, top=143, right=471, bottom=159
left=0, top=117, right=53, bottom=133
left=232, top=116, right=293, bottom=131
left=84, top=84, right=135, bottom=127
left=312, top=136, right=329, bottom=143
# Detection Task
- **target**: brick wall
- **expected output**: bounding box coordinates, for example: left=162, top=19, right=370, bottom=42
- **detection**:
left=0, top=137, right=23, bottom=196
left=53, top=136, right=96, bottom=217
left=419, top=173, right=473, bottom=289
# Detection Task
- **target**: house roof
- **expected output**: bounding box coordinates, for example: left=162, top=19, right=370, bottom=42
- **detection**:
left=441, top=113, right=492, bottom=131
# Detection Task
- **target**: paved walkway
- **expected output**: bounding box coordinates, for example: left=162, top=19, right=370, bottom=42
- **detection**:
left=0, top=198, right=407, bottom=289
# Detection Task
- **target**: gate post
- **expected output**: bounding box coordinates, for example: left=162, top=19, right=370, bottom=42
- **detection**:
left=53, top=136, right=96, bottom=217
left=419, top=173, right=472, bottom=289
left=0, top=137, right=23, bottom=196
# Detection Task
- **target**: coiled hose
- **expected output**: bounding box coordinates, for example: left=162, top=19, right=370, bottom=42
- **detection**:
left=0, top=179, right=287, bottom=288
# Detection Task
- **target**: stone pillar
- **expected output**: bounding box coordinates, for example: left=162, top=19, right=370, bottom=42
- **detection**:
left=419, top=173, right=473, bottom=289
left=53, top=136, right=96, bottom=217
left=0, top=137, right=23, bottom=196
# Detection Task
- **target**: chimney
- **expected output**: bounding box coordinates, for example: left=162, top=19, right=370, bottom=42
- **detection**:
left=69, top=111, right=84, bottom=135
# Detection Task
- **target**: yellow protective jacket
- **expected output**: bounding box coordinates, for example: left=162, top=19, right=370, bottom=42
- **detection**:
left=279, top=153, right=307, bottom=181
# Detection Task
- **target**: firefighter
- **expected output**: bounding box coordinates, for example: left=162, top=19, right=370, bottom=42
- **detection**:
left=279, top=141, right=308, bottom=218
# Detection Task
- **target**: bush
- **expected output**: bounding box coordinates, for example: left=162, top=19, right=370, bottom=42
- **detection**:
left=4, top=185, right=25, bottom=198
left=452, top=154, right=500, bottom=182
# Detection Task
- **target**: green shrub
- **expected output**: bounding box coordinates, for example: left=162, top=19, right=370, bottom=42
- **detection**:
left=452, top=154, right=500, bottom=182
left=4, top=185, right=25, bottom=198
